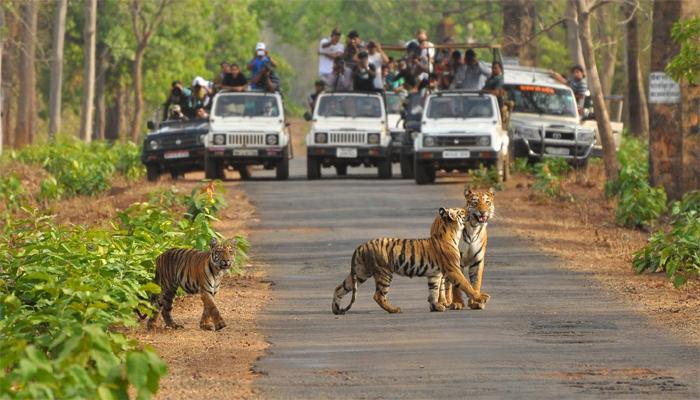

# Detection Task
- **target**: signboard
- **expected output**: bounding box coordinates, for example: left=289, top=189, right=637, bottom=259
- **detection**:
left=649, top=72, right=680, bottom=104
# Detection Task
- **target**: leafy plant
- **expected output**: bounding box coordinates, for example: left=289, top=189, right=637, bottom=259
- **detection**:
left=633, top=191, right=700, bottom=287
left=532, top=158, right=572, bottom=201
left=666, top=17, right=700, bottom=85
left=467, top=164, right=502, bottom=191
left=512, top=157, right=533, bottom=174
left=0, top=174, right=26, bottom=211
left=38, top=175, right=64, bottom=202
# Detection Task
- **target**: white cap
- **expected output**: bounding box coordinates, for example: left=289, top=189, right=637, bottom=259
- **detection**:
left=255, top=42, right=266, bottom=51
left=192, top=76, right=208, bottom=87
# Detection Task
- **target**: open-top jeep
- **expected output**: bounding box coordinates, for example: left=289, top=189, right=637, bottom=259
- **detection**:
left=413, top=91, right=509, bottom=185
left=305, top=91, right=392, bottom=179
left=141, top=119, right=209, bottom=181
left=205, top=91, right=291, bottom=180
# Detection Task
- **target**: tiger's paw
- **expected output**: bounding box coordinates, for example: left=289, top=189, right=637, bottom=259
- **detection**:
left=473, top=292, right=490, bottom=303
left=166, top=323, right=184, bottom=330
left=386, top=307, right=402, bottom=314
left=214, top=320, right=227, bottom=331
left=200, top=322, right=214, bottom=331
left=430, top=303, right=446, bottom=312
left=468, top=299, right=486, bottom=310
left=450, top=302, right=465, bottom=310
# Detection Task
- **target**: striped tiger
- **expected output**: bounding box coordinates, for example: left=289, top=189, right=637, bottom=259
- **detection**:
left=443, top=188, right=494, bottom=310
left=332, top=207, right=490, bottom=314
left=145, top=237, right=235, bottom=330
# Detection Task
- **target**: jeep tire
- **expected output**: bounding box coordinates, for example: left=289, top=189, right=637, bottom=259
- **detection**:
left=377, top=157, right=392, bottom=179
left=146, top=164, right=160, bottom=182
left=400, top=152, right=414, bottom=179
left=276, top=148, right=290, bottom=180
left=307, top=156, right=321, bottom=180
left=414, top=159, right=435, bottom=185
left=335, top=164, right=348, bottom=176
left=205, top=155, right=223, bottom=180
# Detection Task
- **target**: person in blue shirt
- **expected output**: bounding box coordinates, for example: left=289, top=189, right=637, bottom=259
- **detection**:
left=248, top=42, right=278, bottom=89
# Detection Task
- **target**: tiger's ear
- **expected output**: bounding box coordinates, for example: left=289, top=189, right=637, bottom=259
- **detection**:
left=439, top=207, right=448, bottom=220
left=464, top=185, right=473, bottom=199
left=488, top=187, right=495, bottom=195
left=226, top=238, right=237, bottom=248
left=209, top=237, right=219, bottom=248
left=439, top=207, right=455, bottom=222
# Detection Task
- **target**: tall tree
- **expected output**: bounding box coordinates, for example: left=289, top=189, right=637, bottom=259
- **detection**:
left=502, top=0, right=537, bottom=66
left=594, top=5, right=620, bottom=97
left=49, top=0, right=68, bottom=138
left=565, top=0, right=585, bottom=69
left=80, top=0, right=97, bottom=142
left=15, top=0, right=38, bottom=148
left=622, top=0, right=649, bottom=137
left=575, top=0, right=618, bottom=181
left=0, top=4, right=5, bottom=155
left=128, top=0, right=171, bottom=142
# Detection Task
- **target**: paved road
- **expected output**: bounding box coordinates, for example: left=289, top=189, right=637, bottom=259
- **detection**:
left=243, top=160, right=699, bottom=399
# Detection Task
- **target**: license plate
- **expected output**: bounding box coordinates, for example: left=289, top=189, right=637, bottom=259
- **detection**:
left=163, top=150, right=189, bottom=159
left=336, top=148, right=358, bottom=158
left=233, top=149, right=258, bottom=156
left=545, top=147, right=570, bottom=156
left=442, top=150, right=470, bottom=158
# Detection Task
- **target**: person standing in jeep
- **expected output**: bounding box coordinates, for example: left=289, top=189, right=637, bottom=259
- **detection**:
left=549, top=65, right=588, bottom=112
left=319, top=28, right=345, bottom=81
left=353, top=51, right=378, bottom=92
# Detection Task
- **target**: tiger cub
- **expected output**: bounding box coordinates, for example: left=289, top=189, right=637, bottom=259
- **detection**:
left=332, top=207, right=490, bottom=314
left=443, top=188, right=495, bottom=310
left=146, top=238, right=235, bottom=330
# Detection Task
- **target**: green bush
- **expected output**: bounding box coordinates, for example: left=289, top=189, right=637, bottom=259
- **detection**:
left=467, top=164, right=502, bottom=191
left=605, top=136, right=667, bottom=228
left=0, top=174, right=26, bottom=211
left=9, top=137, right=144, bottom=197
left=633, top=191, right=700, bottom=287
left=532, top=158, right=572, bottom=200
left=0, top=181, right=246, bottom=398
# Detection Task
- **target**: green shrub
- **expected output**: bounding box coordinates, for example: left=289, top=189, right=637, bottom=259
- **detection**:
left=0, top=181, right=246, bottom=398
left=532, top=158, right=572, bottom=200
left=605, top=136, right=667, bottom=228
left=0, top=174, right=25, bottom=210
left=633, top=191, right=700, bottom=287
left=467, top=164, right=502, bottom=191
left=38, top=175, right=64, bottom=201
left=512, top=157, right=533, bottom=174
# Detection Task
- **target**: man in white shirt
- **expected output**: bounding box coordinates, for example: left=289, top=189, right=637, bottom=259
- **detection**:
left=318, top=28, right=345, bottom=81
left=366, top=41, right=389, bottom=90
left=406, top=28, right=435, bottom=73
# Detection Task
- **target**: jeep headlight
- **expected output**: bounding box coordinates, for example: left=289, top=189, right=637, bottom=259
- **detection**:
left=213, top=134, right=226, bottom=145
left=578, top=130, right=595, bottom=143
left=423, top=136, right=436, bottom=147
left=149, top=139, right=159, bottom=150
left=266, top=134, right=278, bottom=145
left=519, top=127, right=541, bottom=140
left=367, top=133, right=380, bottom=145
left=477, top=136, right=491, bottom=146
left=314, top=132, right=327, bottom=144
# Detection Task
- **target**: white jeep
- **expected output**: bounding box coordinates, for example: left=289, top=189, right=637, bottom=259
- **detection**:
left=305, top=92, right=392, bottom=179
left=504, top=66, right=619, bottom=167
left=205, top=91, right=291, bottom=180
left=413, top=91, right=509, bottom=185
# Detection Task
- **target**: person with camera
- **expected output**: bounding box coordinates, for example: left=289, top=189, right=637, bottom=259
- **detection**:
left=248, top=42, right=278, bottom=89
left=353, top=51, right=378, bottom=92
left=319, top=28, right=345, bottom=81
left=451, top=49, right=490, bottom=90
left=343, top=30, right=364, bottom=68
left=326, top=58, right=353, bottom=91
left=162, top=80, right=192, bottom=120
left=366, top=41, right=388, bottom=90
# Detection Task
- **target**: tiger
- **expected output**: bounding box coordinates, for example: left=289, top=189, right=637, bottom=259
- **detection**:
left=443, top=188, right=495, bottom=311
left=144, top=237, right=236, bottom=330
left=332, top=207, right=490, bottom=315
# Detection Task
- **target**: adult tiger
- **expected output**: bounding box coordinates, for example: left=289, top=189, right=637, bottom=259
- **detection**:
left=144, top=237, right=236, bottom=330
left=443, top=188, right=494, bottom=310
left=332, top=207, right=490, bottom=314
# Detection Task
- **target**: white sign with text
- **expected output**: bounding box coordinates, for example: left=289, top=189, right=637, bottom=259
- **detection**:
left=649, top=72, right=681, bottom=104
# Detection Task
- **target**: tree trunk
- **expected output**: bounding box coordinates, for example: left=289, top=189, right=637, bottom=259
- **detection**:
left=0, top=5, right=5, bottom=156
left=105, top=84, right=123, bottom=142
left=622, top=0, right=649, bottom=137
left=502, top=0, right=537, bottom=66
left=565, top=0, right=586, bottom=69
left=575, top=0, right=618, bottom=181
left=595, top=5, right=619, bottom=97
left=649, top=0, right=700, bottom=199
left=79, top=0, right=97, bottom=142
left=15, top=1, right=38, bottom=148
left=48, top=0, right=68, bottom=139
left=130, top=45, right=146, bottom=142
left=94, top=43, right=109, bottom=141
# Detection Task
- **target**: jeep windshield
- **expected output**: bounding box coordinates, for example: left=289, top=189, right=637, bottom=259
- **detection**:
left=426, top=96, right=493, bottom=119
left=316, top=95, right=382, bottom=118
left=213, top=94, right=279, bottom=118
left=385, top=93, right=403, bottom=115
left=505, top=84, right=577, bottom=117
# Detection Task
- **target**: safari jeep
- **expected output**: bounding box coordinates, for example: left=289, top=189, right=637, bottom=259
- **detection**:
left=205, top=91, right=291, bottom=180
left=504, top=66, right=604, bottom=167
left=385, top=92, right=405, bottom=163
left=413, top=91, right=509, bottom=185
left=305, top=91, right=392, bottom=179
left=141, top=119, right=209, bottom=181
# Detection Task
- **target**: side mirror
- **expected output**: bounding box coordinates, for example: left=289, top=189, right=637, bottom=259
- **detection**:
left=146, top=120, right=156, bottom=130
left=303, top=112, right=312, bottom=122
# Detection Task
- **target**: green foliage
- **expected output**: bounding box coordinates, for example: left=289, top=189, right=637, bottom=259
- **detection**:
left=467, top=164, right=503, bottom=191
left=0, top=181, right=246, bottom=398
left=0, top=174, right=26, bottom=210
left=605, top=136, right=667, bottom=228
left=512, top=157, right=534, bottom=174
left=666, top=17, right=700, bottom=84
left=38, top=176, right=64, bottom=202
left=532, top=158, right=572, bottom=200
left=10, top=137, right=144, bottom=197
left=633, top=191, right=700, bottom=287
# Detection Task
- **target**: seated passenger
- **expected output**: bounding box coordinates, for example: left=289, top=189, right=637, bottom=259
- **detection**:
left=261, top=99, right=277, bottom=116
left=221, top=63, right=248, bottom=92
left=194, top=107, right=209, bottom=120
left=191, top=76, right=213, bottom=115
left=163, top=81, right=192, bottom=120
left=168, top=104, right=188, bottom=121
left=353, top=51, right=378, bottom=92
left=308, top=79, right=325, bottom=112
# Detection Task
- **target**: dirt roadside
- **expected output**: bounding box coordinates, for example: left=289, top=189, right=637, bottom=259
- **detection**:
left=495, top=165, right=700, bottom=347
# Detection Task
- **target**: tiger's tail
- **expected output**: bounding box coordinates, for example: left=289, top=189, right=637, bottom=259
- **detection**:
left=332, top=272, right=357, bottom=315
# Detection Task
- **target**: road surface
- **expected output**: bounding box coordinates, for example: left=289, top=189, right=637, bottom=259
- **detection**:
left=243, top=159, right=699, bottom=399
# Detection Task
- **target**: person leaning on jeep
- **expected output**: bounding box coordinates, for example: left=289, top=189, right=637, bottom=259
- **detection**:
left=163, top=80, right=192, bottom=120
left=480, top=61, right=511, bottom=124
left=549, top=65, right=588, bottom=111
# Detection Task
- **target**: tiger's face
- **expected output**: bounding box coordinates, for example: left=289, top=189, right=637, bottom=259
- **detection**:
left=209, top=238, right=235, bottom=270
left=438, top=207, right=467, bottom=230
left=464, top=188, right=495, bottom=224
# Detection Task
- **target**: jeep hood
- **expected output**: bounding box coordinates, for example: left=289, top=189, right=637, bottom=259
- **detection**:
left=210, top=117, right=282, bottom=133
left=422, top=119, right=497, bottom=134
left=510, top=113, right=582, bottom=129
left=312, top=118, right=385, bottom=132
